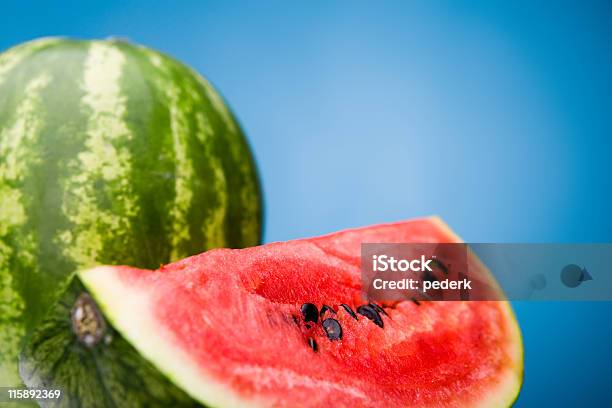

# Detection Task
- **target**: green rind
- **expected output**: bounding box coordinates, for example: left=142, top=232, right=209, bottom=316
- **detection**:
left=477, top=301, right=523, bottom=408
left=503, top=303, right=524, bottom=408
left=79, top=266, right=252, bottom=408
left=431, top=218, right=524, bottom=407
left=19, top=278, right=200, bottom=408
left=0, top=37, right=262, bottom=386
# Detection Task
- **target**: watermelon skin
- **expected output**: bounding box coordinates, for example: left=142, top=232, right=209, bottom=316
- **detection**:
left=0, top=37, right=262, bottom=385
left=20, top=279, right=200, bottom=407
left=80, top=217, right=523, bottom=408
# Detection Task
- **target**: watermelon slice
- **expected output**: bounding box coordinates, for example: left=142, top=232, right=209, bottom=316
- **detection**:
left=79, top=217, right=523, bottom=407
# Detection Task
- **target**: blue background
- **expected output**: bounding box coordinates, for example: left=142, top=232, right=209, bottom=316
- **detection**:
left=2, top=1, right=611, bottom=405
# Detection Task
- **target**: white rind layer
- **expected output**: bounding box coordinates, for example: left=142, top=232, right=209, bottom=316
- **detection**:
left=79, top=266, right=264, bottom=408
left=429, top=216, right=524, bottom=408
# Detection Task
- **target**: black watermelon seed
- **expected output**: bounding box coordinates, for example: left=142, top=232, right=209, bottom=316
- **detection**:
left=292, top=314, right=299, bottom=325
left=340, top=303, right=358, bottom=320
left=322, top=318, right=343, bottom=341
left=431, top=258, right=449, bottom=275
left=411, top=298, right=421, bottom=306
left=320, top=304, right=335, bottom=318
left=423, top=269, right=437, bottom=283
left=357, top=305, right=384, bottom=328
left=301, top=303, right=318, bottom=324
left=308, top=337, right=318, bottom=352
left=368, top=302, right=388, bottom=316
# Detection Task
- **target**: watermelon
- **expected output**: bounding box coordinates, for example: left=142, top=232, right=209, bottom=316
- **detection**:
left=20, top=278, right=199, bottom=407
left=0, top=37, right=262, bottom=385
left=79, top=217, right=523, bottom=407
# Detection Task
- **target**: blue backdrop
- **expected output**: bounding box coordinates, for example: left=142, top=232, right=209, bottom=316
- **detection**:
left=2, top=1, right=611, bottom=405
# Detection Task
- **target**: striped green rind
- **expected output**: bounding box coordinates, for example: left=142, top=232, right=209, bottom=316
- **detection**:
left=19, top=278, right=199, bottom=407
left=0, top=37, right=262, bottom=386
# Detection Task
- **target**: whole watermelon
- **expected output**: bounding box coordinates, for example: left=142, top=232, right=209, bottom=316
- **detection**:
left=0, top=37, right=262, bottom=386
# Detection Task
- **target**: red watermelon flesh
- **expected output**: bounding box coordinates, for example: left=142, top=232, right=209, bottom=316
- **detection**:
left=79, top=217, right=523, bottom=407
